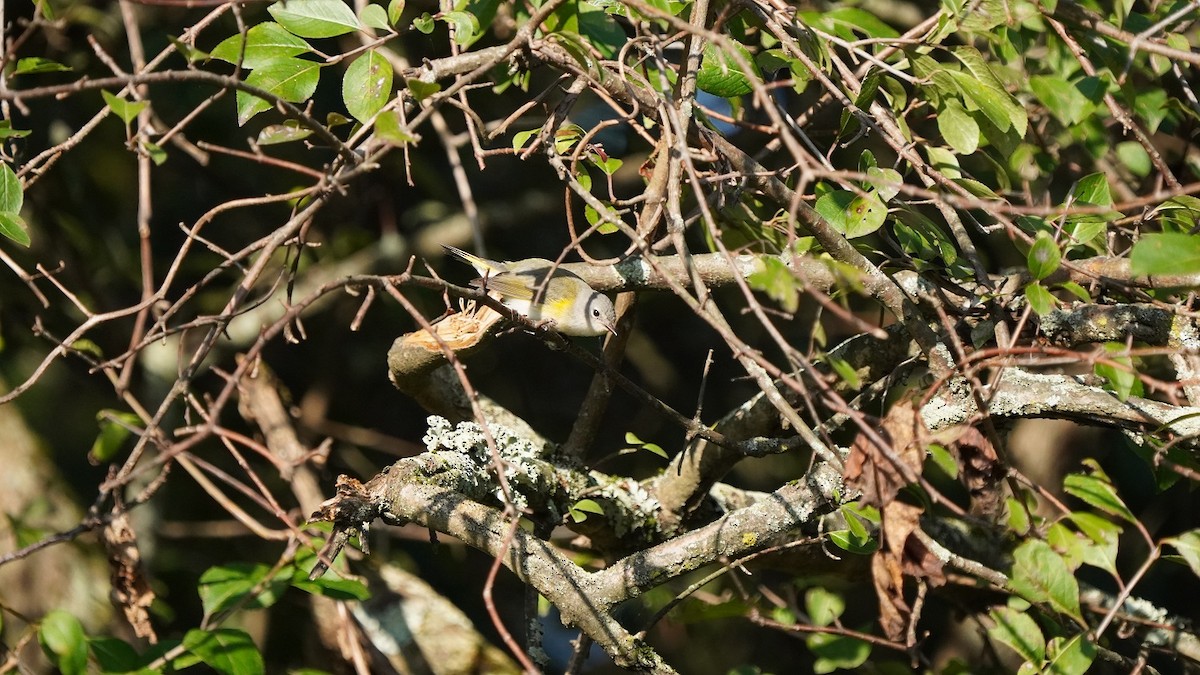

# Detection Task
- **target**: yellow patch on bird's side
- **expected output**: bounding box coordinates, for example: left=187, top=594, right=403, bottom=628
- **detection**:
left=545, top=296, right=573, bottom=311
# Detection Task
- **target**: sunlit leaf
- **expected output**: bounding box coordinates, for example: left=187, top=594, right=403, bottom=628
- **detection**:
left=39, top=610, right=88, bottom=675
left=807, top=632, right=870, bottom=674
left=13, top=57, right=71, bottom=75
left=1063, top=459, right=1135, bottom=523
left=211, top=23, right=311, bottom=69
left=748, top=256, right=800, bottom=313
left=406, top=78, right=441, bottom=102
left=198, top=563, right=287, bottom=615
left=805, top=587, right=845, bottom=627
left=1009, top=539, right=1081, bottom=620
left=359, top=4, right=390, bottom=30
left=1093, top=343, right=1139, bottom=402
left=815, top=190, right=887, bottom=238
left=938, top=99, right=979, bottom=155
left=1045, top=634, right=1095, bottom=675
left=989, top=606, right=1046, bottom=664
left=257, top=121, right=314, bottom=145
left=697, top=40, right=758, bottom=98
left=102, top=90, right=148, bottom=124
left=268, top=0, right=361, bottom=38
left=1026, top=231, right=1060, bottom=281
left=342, top=50, right=393, bottom=122
left=375, top=110, right=416, bottom=146
left=236, top=57, right=322, bottom=126
left=1129, top=233, right=1200, bottom=276
left=1164, top=529, right=1200, bottom=577
left=1024, top=282, right=1055, bottom=315
left=1115, top=141, right=1150, bottom=177
left=183, top=629, right=264, bottom=675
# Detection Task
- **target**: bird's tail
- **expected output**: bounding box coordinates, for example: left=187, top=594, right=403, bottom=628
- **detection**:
left=442, top=244, right=495, bottom=274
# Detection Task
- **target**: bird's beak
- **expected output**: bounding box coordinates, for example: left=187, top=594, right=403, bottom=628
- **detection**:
left=602, top=317, right=618, bottom=336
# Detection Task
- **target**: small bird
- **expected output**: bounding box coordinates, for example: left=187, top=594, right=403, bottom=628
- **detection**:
left=442, top=245, right=617, bottom=337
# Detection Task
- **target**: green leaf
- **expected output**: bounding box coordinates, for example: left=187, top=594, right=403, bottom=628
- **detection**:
left=1070, top=173, right=1112, bottom=207
left=927, top=443, right=958, bottom=478
left=512, top=128, right=539, bottom=151
left=1058, top=281, right=1091, bottom=303
left=988, top=606, right=1046, bottom=664
left=938, top=99, right=979, bottom=155
left=405, top=78, right=441, bottom=102
left=257, top=121, right=314, bottom=145
left=211, top=23, right=311, bottom=69
left=1026, top=231, right=1060, bottom=281
left=13, top=57, right=71, bottom=75
left=1069, top=512, right=1120, bottom=576
left=1023, top=282, right=1056, bottom=315
left=0, top=120, right=30, bottom=139
left=952, top=177, right=999, bottom=199
left=0, top=159, right=24, bottom=214
left=866, top=166, right=902, bottom=201
left=141, top=140, right=167, bottom=166
left=1007, top=495, right=1033, bottom=534
left=169, top=35, right=210, bottom=64
left=90, top=410, right=142, bottom=463
left=387, top=0, right=405, bottom=25
left=0, top=213, right=30, bottom=247
left=569, top=498, right=606, bottom=523
left=1115, top=141, right=1150, bottom=177
left=1164, top=529, right=1200, bottom=578
left=1129, top=233, right=1200, bottom=276
left=950, top=47, right=1027, bottom=136
left=375, top=110, right=415, bottom=145
left=925, top=145, right=961, bottom=178
left=1045, top=634, right=1095, bottom=675
left=290, top=571, right=371, bottom=600
left=574, top=499, right=605, bottom=515
left=1009, top=539, right=1081, bottom=621
left=1048, top=521, right=1086, bottom=570
left=1094, top=343, right=1138, bottom=402
left=198, top=563, right=287, bottom=615
left=236, top=57, right=322, bottom=126
left=89, top=637, right=141, bottom=673
left=0, top=164, right=27, bottom=246
left=412, top=11, right=435, bottom=33
left=805, top=587, right=845, bottom=627
left=1029, top=75, right=1091, bottom=126
left=697, top=40, right=759, bottom=98
left=641, top=442, right=668, bottom=459
left=807, top=632, right=871, bottom=674
left=342, top=50, right=393, bottom=122
left=183, top=628, right=264, bottom=675
left=590, top=152, right=622, bottom=176
left=820, top=7, right=900, bottom=38
left=441, top=10, right=481, bottom=46
left=102, top=90, right=148, bottom=125
left=359, top=4, right=390, bottom=30
left=828, top=356, right=862, bottom=390
left=39, top=610, right=88, bottom=675
left=815, top=190, right=887, bottom=238
left=829, top=505, right=877, bottom=554
left=1063, top=459, right=1135, bottom=523
left=268, top=0, right=361, bottom=38
left=748, top=256, right=800, bottom=313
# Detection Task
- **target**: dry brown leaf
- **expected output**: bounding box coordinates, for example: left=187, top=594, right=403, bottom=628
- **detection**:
left=954, top=426, right=1003, bottom=518
left=845, top=400, right=926, bottom=507
left=102, top=509, right=157, bottom=642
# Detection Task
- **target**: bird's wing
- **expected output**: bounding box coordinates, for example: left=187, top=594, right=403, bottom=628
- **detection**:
left=474, top=270, right=537, bottom=301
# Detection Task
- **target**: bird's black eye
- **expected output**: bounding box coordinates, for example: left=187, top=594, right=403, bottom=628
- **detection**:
left=593, top=308, right=601, bottom=317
